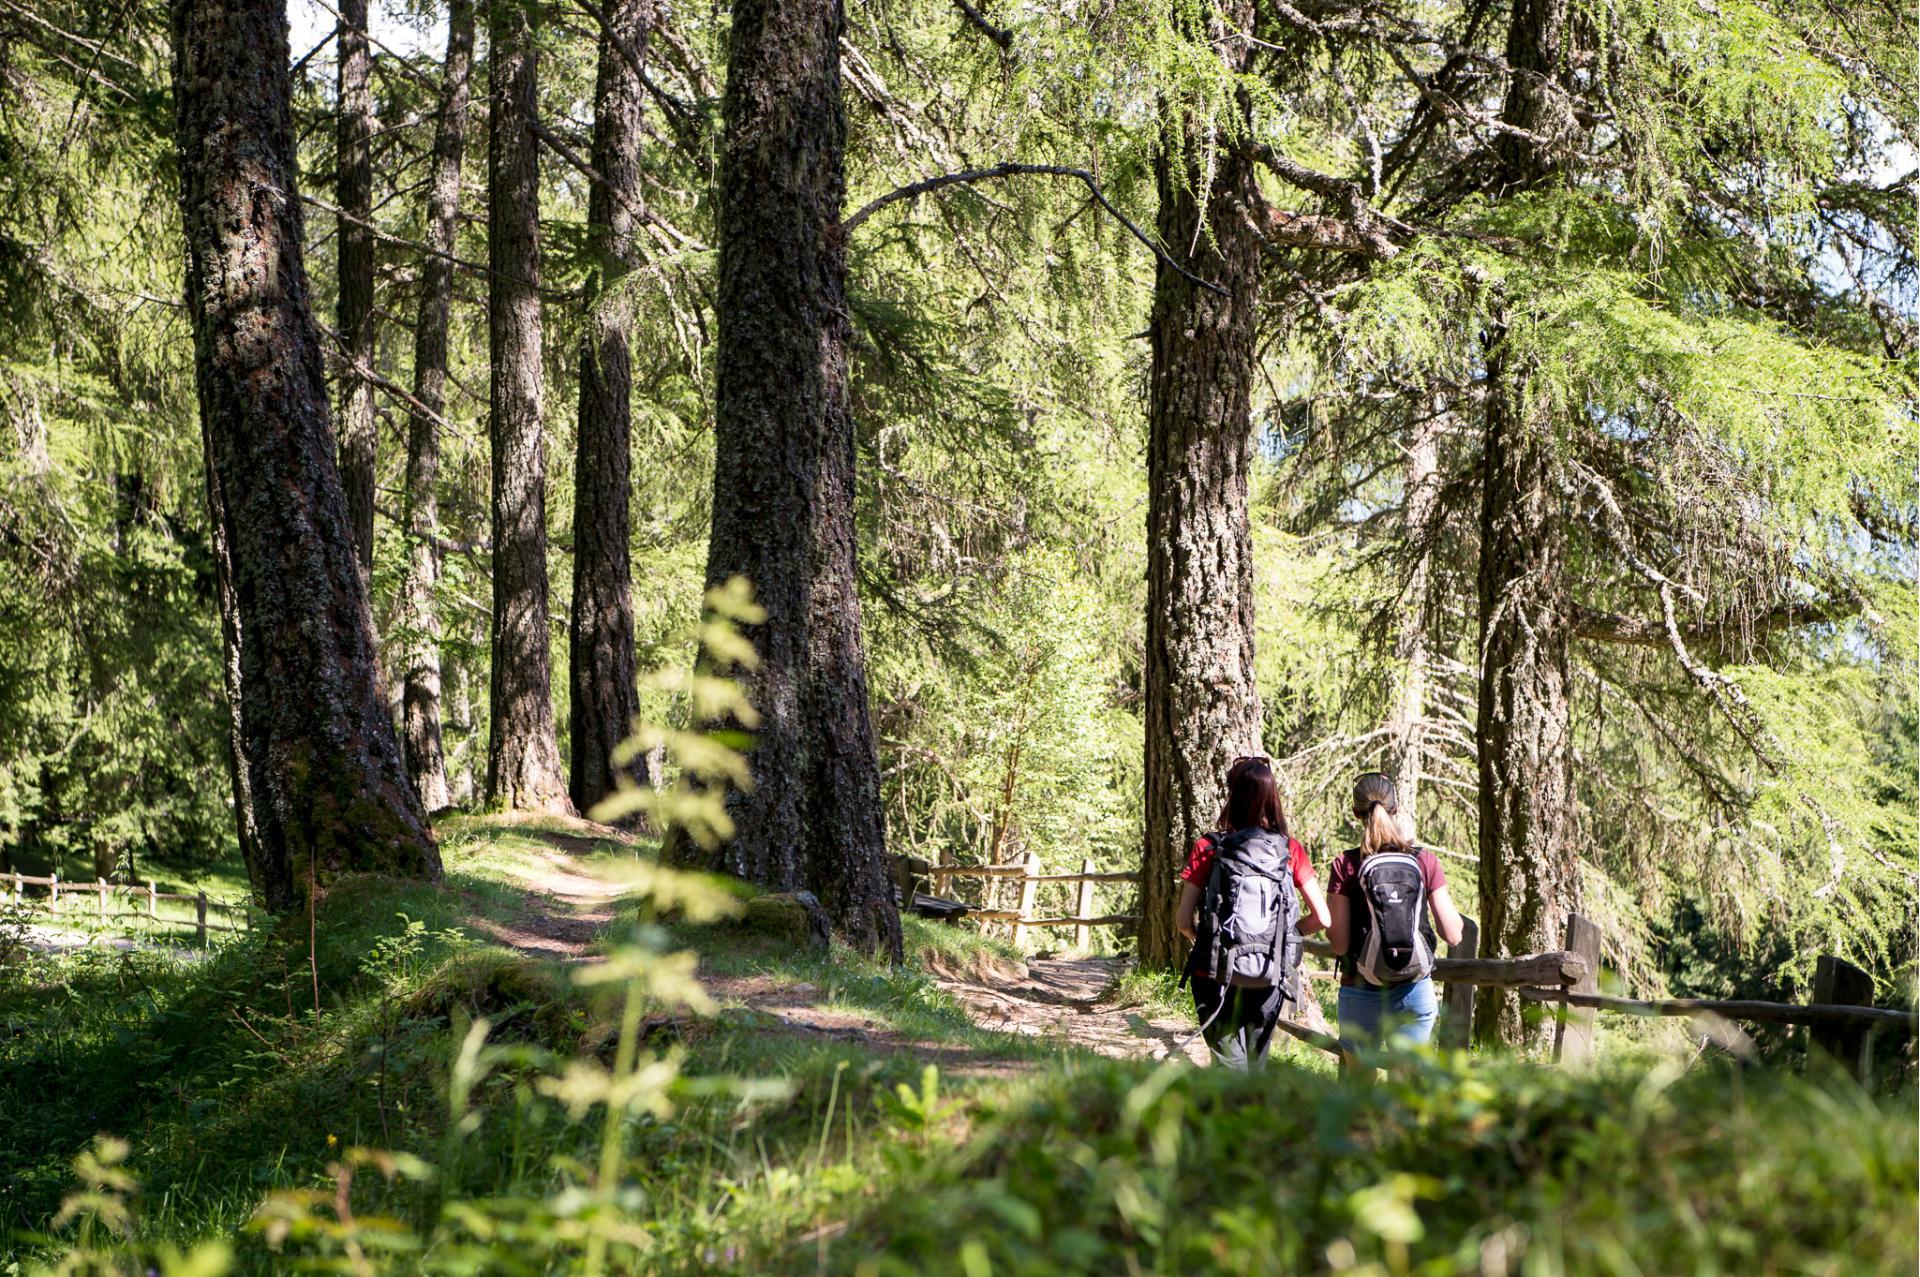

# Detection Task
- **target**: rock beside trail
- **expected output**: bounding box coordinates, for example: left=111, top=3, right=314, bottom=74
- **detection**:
left=739, top=891, right=832, bottom=952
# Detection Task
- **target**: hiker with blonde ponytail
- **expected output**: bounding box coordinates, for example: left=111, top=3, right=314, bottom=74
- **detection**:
left=1326, top=772, right=1464, bottom=1050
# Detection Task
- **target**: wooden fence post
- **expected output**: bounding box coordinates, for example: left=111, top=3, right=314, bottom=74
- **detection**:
left=1558, top=913, right=1602, bottom=1064
left=1011, top=850, right=1040, bottom=951
left=1439, top=916, right=1478, bottom=1048
left=195, top=890, right=208, bottom=946
left=148, top=880, right=157, bottom=921
left=1073, top=859, right=1096, bottom=951
left=1811, top=954, right=1874, bottom=1080
left=97, top=877, right=107, bottom=922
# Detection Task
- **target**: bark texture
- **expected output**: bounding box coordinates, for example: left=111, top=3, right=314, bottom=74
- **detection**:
left=334, top=0, right=376, bottom=574
left=398, top=0, right=474, bottom=813
left=485, top=0, right=573, bottom=814
left=171, top=0, right=440, bottom=910
left=1388, top=403, right=1441, bottom=832
left=569, top=0, right=649, bottom=817
left=1472, top=336, right=1579, bottom=1044
left=702, top=0, right=900, bottom=956
left=1137, top=25, right=1264, bottom=970
left=1473, top=0, right=1583, bottom=1044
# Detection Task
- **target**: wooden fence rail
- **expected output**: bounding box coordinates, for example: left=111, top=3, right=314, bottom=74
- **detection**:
left=4, top=871, right=257, bottom=944
left=898, top=858, right=1916, bottom=1077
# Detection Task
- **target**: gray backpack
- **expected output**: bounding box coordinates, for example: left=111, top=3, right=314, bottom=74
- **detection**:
left=1186, top=828, right=1302, bottom=998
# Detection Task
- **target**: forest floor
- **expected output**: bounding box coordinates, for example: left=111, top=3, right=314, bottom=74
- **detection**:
left=459, top=814, right=1337, bottom=1071
left=4, top=814, right=1910, bottom=1275
left=707, top=949, right=1212, bottom=1069
left=447, top=812, right=1211, bottom=1066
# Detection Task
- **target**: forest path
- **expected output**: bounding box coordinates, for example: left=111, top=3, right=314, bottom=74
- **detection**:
left=702, top=949, right=1212, bottom=1072
left=923, top=952, right=1213, bottom=1065
left=457, top=813, right=635, bottom=961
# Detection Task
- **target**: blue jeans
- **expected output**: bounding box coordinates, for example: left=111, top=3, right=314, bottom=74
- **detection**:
left=1337, top=978, right=1439, bottom=1050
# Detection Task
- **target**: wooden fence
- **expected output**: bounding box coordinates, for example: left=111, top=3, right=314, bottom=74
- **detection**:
left=1281, top=913, right=1913, bottom=1078
left=3, top=871, right=258, bottom=945
left=895, top=852, right=1140, bottom=950
left=893, top=858, right=1913, bottom=1077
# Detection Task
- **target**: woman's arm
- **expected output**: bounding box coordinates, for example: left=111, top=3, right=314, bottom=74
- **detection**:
left=1327, top=892, right=1351, bottom=955
left=1297, top=877, right=1331, bottom=935
left=1176, top=881, right=1203, bottom=941
left=1428, top=884, right=1465, bottom=948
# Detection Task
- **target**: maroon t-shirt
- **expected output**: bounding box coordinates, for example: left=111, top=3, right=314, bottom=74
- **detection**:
left=1326, top=846, right=1446, bottom=899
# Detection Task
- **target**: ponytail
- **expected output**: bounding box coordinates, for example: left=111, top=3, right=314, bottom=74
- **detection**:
left=1352, top=771, right=1410, bottom=860
left=1358, top=801, right=1408, bottom=860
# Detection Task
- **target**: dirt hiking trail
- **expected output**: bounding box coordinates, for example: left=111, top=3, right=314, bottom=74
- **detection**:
left=479, top=821, right=1323, bottom=1069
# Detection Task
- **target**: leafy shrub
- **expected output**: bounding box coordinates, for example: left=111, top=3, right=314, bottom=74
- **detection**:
left=814, top=1053, right=1918, bottom=1276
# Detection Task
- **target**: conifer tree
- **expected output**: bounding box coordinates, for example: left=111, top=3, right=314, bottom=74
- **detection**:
left=334, top=0, right=377, bottom=575
left=569, top=0, right=649, bottom=818
left=486, top=0, right=573, bottom=814
left=701, top=0, right=901, bottom=955
left=399, top=0, right=477, bottom=813
left=170, top=0, right=441, bottom=908
left=1137, top=2, right=1264, bottom=969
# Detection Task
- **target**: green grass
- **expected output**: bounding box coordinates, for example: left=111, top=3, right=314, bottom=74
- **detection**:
left=769, top=1051, right=1918, bottom=1276
left=0, top=819, right=1063, bottom=1271
left=6, top=822, right=1914, bottom=1276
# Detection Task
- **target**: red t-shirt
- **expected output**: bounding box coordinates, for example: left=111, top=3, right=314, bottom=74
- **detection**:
left=1181, top=831, right=1314, bottom=890
left=1325, top=845, right=1446, bottom=899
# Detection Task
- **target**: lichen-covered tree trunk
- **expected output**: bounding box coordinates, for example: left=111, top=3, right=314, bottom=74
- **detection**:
left=1474, top=0, right=1582, bottom=1045
left=485, top=0, right=572, bottom=814
left=398, top=0, right=474, bottom=813
left=702, top=0, right=900, bottom=956
left=171, top=0, right=440, bottom=910
left=1137, top=46, right=1264, bottom=970
left=569, top=0, right=649, bottom=817
left=334, top=0, right=376, bottom=574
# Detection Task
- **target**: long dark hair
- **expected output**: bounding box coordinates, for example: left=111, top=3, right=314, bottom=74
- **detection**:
left=1216, top=756, right=1289, bottom=837
left=1352, top=771, right=1411, bottom=859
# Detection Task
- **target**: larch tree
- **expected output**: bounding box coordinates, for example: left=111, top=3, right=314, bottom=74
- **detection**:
left=1469, top=0, right=1585, bottom=1043
left=398, top=0, right=476, bottom=813
left=170, top=0, right=440, bottom=909
left=486, top=0, right=573, bottom=814
left=334, top=0, right=377, bottom=574
left=701, top=0, right=900, bottom=955
left=569, top=0, right=649, bottom=818
left=1135, top=2, right=1265, bottom=969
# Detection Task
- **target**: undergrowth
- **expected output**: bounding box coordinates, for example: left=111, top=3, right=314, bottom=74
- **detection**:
left=4, top=819, right=1913, bottom=1275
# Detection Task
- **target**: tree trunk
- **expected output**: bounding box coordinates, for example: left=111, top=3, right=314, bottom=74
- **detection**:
left=1137, top=30, right=1264, bottom=970
left=1389, top=401, right=1441, bottom=833
left=485, top=0, right=572, bottom=814
left=334, top=0, right=376, bottom=575
left=397, top=0, right=474, bottom=814
left=701, top=0, right=900, bottom=956
left=171, top=0, right=440, bottom=910
left=1473, top=0, right=1582, bottom=1045
left=569, top=0, right=648, bottom=817
left=1472, top=334, right=1579, bottom=1045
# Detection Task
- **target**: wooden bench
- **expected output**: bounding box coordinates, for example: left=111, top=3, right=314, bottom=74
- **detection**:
left=889, top=854, right=972, bottom=922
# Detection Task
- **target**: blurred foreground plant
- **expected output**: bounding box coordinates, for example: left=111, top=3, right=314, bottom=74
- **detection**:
left=591, top=575, right=766, bottom=848
left=31, top=584, right=777, bottom=1275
